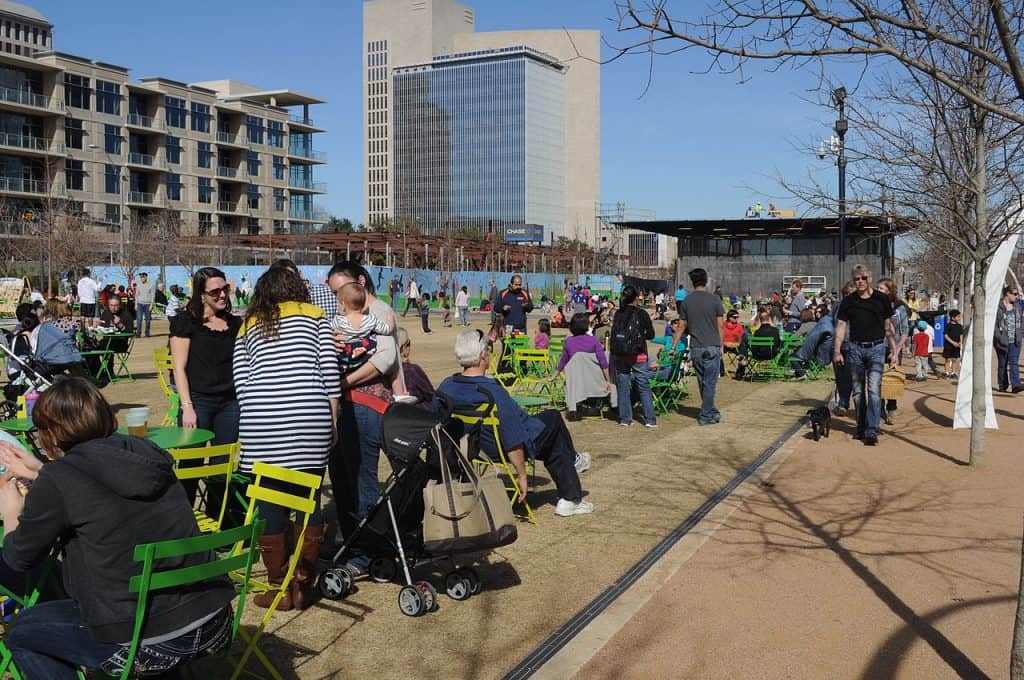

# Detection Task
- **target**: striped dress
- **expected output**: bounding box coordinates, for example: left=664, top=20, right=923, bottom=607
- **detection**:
left=233, top=302, right=341, bottom=472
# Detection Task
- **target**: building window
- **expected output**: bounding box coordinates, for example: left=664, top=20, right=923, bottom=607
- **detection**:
left=272, top=155, right=285, bottom=180
left=190, top=102, right=211, bottom=133
left=103, top=124, right=121, bottom=154
left=273, top=219, right=285, bottom=234
left=95, top=80, right=121, bottom=115
left=104, top=164, right=120, bottom=194
left=246, top=184, right=260, bottom=209
left=273, top=187, right=285, bottom=212
left=64, top=74, right=90, bottom=110
left=267, top=120, right=284, bottom=147
left=247, top=217, right=260, bottom=235
left=165, top=97, right=186, bottom=128
left=198, top=212, right=212, bottom=235
left=166, top=172, right=182, bottom=200
left=165, top=135, right=182, bottom=164
left=245, top=115, right=264, bottom=144
left=198, top=177, right=212, bottom=203
left=64, top=118, right=84, bottom=149
left=246, top=150, right=259, bottom=177
left=65, top=158, right=84, bottom=191
left=197, top=141, right=212, bottom=169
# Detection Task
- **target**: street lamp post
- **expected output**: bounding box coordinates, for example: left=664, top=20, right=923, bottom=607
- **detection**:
left=833, top=87, right=848, bottom=286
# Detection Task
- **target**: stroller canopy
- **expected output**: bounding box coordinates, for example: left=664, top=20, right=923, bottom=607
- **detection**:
left=381, top=403, right=447, bottom=470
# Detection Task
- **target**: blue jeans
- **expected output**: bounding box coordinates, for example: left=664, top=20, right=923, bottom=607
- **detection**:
left=5, top=599, right=231, bottom=679
left=178, top=392, right=239, bottom=514
left=691, top=346, right=722, bottom=424
left=996, top=343, right=1022, bottom=391
left=331, top=400, right=382, bottom=569
left=848, top=343, right=886, bottom=437
left=458, top=307, right=469, bottom=326
left=834, top=353, right=853, bottom=409
left=613, top=359, right=656, bottom=425
left=135, top=303, right=152, bottom=336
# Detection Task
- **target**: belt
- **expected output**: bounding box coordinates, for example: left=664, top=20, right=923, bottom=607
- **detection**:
left=854, top=339, right=885, bottom=348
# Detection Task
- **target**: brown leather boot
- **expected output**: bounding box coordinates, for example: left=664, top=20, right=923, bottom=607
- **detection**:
left=253, top=533, right=293, bottom=611
left=289, top=522, right=326, bottom=610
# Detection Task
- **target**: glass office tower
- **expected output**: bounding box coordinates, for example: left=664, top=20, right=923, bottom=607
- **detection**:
left=393, top=46, right=565, bottom=239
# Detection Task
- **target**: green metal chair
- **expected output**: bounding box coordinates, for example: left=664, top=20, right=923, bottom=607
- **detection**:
left=112, top=520, right=264, bottom=680
left=746, top=336, right=785, bottom=380
left=650, top=350, right=688, bottom=414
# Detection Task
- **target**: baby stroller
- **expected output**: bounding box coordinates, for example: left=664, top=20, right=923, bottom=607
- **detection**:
left=0, top=334, right=53, bottom=421
left=317, top=403, right=505, bottom=616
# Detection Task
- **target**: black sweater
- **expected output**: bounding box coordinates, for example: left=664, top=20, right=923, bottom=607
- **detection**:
left=2, top=434, right=234, bottom=643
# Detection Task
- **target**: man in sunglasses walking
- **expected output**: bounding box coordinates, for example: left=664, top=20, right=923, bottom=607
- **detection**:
left=833, top=264, right=899, bottom=446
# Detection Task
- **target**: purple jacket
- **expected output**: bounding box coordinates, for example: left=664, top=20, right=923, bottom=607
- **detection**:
left=557, top=334, right=609, bottom=372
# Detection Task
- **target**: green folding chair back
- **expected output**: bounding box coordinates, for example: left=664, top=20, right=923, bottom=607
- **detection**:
left=746, top=336, right=785, bottom=380
left=650, top=350, right=688, bottom=414
left=118, top=521, right=264, bottom=680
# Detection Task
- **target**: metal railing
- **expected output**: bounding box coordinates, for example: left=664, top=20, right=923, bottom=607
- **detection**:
left=289, top=208, right=315, bottom=220
left=0, top=131, right=53, bottom=152
left=288, top=147, right=327, bottom=161
left=127, top=113, right=160, bottom=129
left=128, top=191, right=156, bottom=204
left=288, top=178, right=328, bottom=192
left=216, top=166, right=238, bottom=178
left=128, top=152, right=154, bottom=166
left=0, top=176, right=47, bottom=194
left=216, top=131, right=243, bottom=145
left=288, top=113, right=316, bottom=126
left=217, top=200, right=244, bottom=213
left=0, top=86, right=60, bottom=111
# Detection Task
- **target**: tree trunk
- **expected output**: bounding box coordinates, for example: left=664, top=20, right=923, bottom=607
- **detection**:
left=969, top=112, right=988, bottom=466
left=1011, top=515, right=1024, bottom=678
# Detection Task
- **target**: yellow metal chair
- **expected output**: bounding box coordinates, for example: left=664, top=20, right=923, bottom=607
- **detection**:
left=229, top=462, right=322, bottom=680
left=488, top=338, right=518, bottom=388
left=447, top=392, right=537, bottom=524
left=167, top=442, right=240, bottom=534
left=511, top=348, right=555, bottom=397
left=153, top=348, right=178, bottom=426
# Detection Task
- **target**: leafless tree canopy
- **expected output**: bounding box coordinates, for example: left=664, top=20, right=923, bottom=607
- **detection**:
left=612, top=1, right=1024, bottom=124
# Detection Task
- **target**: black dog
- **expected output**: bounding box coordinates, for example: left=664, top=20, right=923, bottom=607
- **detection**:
left=807, top=406, right=831, bottom=441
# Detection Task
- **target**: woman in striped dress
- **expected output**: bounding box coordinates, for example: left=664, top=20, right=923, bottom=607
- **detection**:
left=233, top=265, right=340, bottom=610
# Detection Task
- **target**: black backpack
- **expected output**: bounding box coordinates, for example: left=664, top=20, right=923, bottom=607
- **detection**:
left=609, top=307, right=647, bottom=356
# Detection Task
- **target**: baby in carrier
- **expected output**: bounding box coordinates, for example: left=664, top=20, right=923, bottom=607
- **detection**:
left=330, top=282, right=414, bottom=402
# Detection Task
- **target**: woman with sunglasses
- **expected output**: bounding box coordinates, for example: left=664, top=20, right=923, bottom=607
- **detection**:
left=170, top=267, right=242, bottom=446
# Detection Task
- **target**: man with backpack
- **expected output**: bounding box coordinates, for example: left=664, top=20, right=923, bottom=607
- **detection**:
left=672, top=268, right=725, bottom=425
left=610, top=286, right=657, bottom=427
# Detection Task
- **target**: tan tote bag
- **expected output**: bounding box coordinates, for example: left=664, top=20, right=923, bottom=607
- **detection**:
left=422, top=434, right=517, bottom=554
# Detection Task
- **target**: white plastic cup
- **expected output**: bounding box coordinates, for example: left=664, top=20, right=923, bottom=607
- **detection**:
left=125, top=407, right=150, bottom=437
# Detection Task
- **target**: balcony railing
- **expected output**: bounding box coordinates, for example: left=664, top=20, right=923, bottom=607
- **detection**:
left=128, top=152, right=155, bottom=167
left=288, top=178, right=328, bottom=192
left=216, top=131, right=243, bottom=145
left=126, top=113, right=160, bottom=129
left=0, top=131, right=60, bottom=153
left=0, top=176, right=47, bottom=194
left=288, top=113, right=316, bottom=126
left=289, top=208, right=315, bottom=221
left=0, top=86, right=61, bottom=111
left=127, top=191, right=156, bottom=205
left=288, top=147, right=327, bottom=161
left=216, top=166, right=238, bottom=178
left=217, top=200, right=245, bottom=213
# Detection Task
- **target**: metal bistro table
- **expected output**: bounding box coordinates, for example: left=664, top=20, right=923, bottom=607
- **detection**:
left=116, top=425, right=215, bottom=449
left=512, top=395, right=550, bottom=414
left=0, top=418, right=39, bottom=453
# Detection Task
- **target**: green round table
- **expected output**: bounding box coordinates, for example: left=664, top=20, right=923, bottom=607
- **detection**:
left=0, top=418, right=35, bottom=434
left=117, top=426, right=215, bottom=449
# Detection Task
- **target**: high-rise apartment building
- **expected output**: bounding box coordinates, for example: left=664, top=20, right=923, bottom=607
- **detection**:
left=363, top=0, right=599, bottom=244
left=0, top=1, right=327, bottom=245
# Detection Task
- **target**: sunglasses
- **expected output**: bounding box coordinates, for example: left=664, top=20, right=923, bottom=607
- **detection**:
left=203, top=285, right=231, bottom=298
left=854, top=276, right=869, bottom=282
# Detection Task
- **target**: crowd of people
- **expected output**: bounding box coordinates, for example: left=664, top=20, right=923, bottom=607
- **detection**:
left=1, top=255, right=1021, bottom=677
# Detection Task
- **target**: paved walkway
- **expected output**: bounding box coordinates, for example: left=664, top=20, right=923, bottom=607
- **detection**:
left=544, top=372, right=1024, bottom=679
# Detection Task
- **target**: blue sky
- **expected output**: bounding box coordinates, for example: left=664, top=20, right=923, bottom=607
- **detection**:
left=36, top=0, right=848, bottom=223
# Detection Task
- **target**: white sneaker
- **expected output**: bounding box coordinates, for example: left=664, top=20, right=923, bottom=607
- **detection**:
left=555, top=498, right=595, bottom=517
left=392, top=394, right=418, bottom=404
left=574, top=451, right=591, bottom=473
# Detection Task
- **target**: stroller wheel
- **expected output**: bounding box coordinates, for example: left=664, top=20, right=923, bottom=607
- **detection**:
left=398, top=585, right=425, bottom=617
left=417, top=580, right=439, bottom=612
left=317, top=567, right=353, bottom=600
left=0, top=401, right=16, bottom=421
left=462, top=567, right=482, bottom=595
left=445, top=571, right=472, bottom=601
left=369, top=557, right=397, bottom=584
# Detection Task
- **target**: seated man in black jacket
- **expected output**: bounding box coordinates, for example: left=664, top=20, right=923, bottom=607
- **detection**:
left=734, top=312, right=781, bottom=379
left=0, top=377, right=234, bottom=679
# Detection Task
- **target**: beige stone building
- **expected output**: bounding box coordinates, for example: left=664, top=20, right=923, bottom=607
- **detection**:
left=0, top=1, right=326, bottom=257
left=363, top=0, right=599, bottom=244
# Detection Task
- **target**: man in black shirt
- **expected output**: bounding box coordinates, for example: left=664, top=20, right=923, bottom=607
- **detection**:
left=833, top=265, right=899, bottom=445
